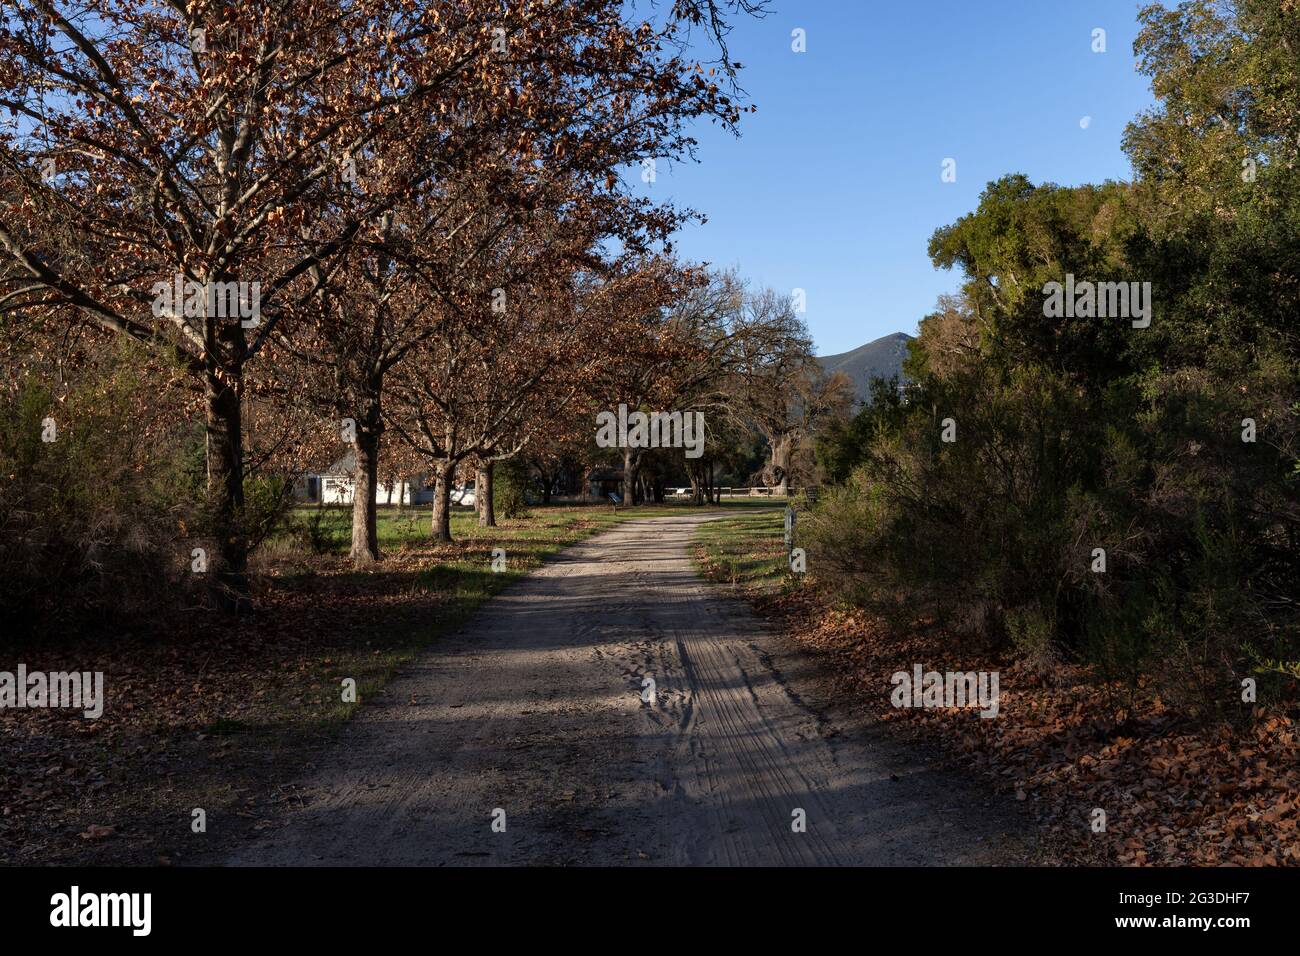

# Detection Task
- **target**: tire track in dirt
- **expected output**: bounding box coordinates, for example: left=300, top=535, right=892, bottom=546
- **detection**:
left=224, top=512, right=1032, bottom=866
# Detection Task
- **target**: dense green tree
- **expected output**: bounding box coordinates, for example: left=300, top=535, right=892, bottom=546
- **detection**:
left=805, top=0, right=1299, bottom=716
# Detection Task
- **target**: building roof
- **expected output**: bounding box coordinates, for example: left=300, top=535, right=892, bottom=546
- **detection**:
left=322, top=449, right=356, bottom=475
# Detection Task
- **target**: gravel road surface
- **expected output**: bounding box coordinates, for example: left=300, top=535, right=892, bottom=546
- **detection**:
left=227, top=512, right=1031, bottom=866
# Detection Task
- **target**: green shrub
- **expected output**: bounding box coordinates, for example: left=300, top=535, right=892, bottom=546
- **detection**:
left=0, top=354, right=202, bottom=638
left=294, top=507, right=351, bottom=554
left=493, top=457, right=530, bottom=519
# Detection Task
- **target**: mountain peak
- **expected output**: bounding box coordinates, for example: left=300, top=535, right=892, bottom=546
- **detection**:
left=818, top=332, right=913, bottom=402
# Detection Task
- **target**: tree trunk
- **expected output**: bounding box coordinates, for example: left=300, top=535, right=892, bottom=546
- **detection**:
left=204, top=355, right=249, bottom=610
left=622, top=447, right=639, bottom=506
left=431, top=460, right=454, bottom=542
left=769, top=433, right=792, bottom=496
left=477, top=461, right=496, bottom=527
left=349, top=408, right=381, bottom=567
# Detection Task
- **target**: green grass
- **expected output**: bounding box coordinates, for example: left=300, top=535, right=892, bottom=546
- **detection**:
left=691, top=507, right=792, bottom=594
left=280, top=498, right=782, bottom=555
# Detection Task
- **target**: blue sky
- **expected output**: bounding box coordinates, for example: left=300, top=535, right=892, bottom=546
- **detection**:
left=641, top=0, right=1159, bottom=356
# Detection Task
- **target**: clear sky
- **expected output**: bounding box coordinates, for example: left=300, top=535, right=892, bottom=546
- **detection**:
left=640, top=0, right=1159, bottom=356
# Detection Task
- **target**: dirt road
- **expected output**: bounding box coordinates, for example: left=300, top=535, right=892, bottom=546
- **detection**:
left=226, top=512, right=1031, bottom=866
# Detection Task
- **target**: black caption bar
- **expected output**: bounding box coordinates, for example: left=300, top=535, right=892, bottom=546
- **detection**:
left=0, top=865, right=1280, bottom=942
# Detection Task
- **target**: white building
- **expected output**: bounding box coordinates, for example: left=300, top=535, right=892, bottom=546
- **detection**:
left=296, top=451, right=435, bottom=506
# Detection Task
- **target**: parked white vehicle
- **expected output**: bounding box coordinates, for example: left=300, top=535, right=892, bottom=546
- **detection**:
left=450, top=485, right=477, bottom=507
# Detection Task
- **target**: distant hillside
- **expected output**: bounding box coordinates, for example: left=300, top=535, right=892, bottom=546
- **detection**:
left=817, top=332, right=914, bottom=403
